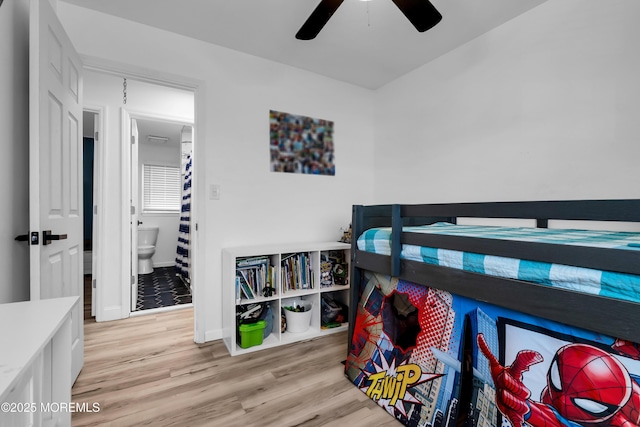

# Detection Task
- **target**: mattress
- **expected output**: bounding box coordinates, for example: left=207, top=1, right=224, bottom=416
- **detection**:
left=357, top=222, right=640, bottom=303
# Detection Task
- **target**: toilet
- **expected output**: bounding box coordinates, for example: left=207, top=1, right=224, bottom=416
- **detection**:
left=138, top=227, right=159, bottom=275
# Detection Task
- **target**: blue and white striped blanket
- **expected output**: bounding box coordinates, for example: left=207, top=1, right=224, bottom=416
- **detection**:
left=357, top=222, right=640, bottom=303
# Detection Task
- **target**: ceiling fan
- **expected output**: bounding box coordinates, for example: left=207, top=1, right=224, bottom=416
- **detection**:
left=296, top=0, right=442, bottom=40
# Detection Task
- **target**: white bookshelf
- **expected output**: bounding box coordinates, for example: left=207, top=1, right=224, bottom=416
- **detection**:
left=222, top=242, right=351, bottom=356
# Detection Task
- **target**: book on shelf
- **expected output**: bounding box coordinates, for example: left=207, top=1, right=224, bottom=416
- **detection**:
left=236, top=276, right=241, bottom=301
left=236, top=255, right=273, bottom=299
left=281, top=252, right=313, bottom=293
left=237, top=255, right=270, bottom=268
left=237, top=270, right=256, bottom=300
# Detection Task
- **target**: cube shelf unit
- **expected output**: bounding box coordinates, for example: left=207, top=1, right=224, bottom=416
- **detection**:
left=222, top=242, right=351, bottom=356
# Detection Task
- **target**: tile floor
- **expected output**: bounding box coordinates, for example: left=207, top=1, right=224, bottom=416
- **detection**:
left=137, top=266, right=192, bottom=310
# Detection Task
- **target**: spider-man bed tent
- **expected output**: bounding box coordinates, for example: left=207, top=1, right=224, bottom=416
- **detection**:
left=345, top=272, right=640, bottom=427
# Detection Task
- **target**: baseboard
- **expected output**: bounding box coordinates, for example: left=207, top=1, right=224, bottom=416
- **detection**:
left=153, top=261, right=175, bottom=268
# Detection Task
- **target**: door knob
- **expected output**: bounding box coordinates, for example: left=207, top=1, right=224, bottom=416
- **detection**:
left=42, top=230, right=68, bottom=245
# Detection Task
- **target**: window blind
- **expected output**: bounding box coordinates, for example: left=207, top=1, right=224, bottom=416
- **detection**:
left=142, top=164, right=181, bottom=212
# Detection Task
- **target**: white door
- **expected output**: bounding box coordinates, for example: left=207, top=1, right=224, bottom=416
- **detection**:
left=29, top=0, right=84, bottom=382
left=130, top=117, right=139, bottom=311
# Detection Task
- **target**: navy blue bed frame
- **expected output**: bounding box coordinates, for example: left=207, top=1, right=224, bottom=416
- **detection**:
left=348, top=199, right=640, bottom=346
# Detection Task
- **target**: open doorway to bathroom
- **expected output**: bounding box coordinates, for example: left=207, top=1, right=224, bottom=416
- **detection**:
left=81, top=67, right=198, bottom=328
left=83, top=110, right=98, bottom=320
left=132, top=117, right=193, bottom=312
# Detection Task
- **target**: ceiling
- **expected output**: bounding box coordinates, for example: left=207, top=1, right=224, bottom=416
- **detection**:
left=83, top=111, right=187, bottom=146
left=136, top=118, right=186, bottom=147
left=60, top=0, right=547, bottom=89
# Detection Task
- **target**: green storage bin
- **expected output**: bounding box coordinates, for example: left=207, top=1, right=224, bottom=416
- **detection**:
left=238, top=320, right=266, bottom=348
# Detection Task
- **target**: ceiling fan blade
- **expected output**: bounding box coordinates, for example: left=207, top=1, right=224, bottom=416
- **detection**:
left=391, top=0, right=442, bottom=33
left=296, top=0, right=345, bottom=40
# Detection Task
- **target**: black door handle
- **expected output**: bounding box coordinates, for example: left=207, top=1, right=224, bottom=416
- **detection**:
left=43, top=230, right=68, bottom=245
left=15, top=232, right=39, bottom=245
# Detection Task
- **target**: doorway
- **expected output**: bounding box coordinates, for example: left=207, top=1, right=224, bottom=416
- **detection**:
left=82, top=110, right=99, bottom=319
left=81, top=66, right=199, bottom=337
left=131, top=116, right=193, bottom=312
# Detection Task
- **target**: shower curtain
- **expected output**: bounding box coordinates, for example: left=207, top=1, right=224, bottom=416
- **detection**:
left=175, top=154, right=192, bottom=285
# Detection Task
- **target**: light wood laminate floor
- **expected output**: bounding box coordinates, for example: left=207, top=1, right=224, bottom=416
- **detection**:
left=72, top=307, right=398, bottom=426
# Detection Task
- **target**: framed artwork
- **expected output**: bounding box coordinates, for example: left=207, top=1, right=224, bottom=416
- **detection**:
left=269, top=110, right=335, bottom=175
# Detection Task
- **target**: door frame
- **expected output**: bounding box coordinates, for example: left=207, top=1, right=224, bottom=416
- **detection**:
left=124, top=110, right=194, bottom=313
left=83, top=55, right=206, bottom=343
left=128, top=115, right=139, bottom=312
left=83, top=105, right=105, bottom=319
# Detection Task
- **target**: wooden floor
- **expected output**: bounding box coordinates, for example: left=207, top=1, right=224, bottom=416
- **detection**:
left=72, top=307, right=398, bottom=427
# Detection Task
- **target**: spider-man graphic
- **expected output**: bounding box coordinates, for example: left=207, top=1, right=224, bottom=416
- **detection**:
left=477, top=334, right=640, bottom=427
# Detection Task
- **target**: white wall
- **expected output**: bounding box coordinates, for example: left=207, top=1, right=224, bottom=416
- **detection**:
left=0, top=0, right=30, bottom=303
left=58, top=4, right=376, bottom=338
left=138, top=138, right=182, bottom=267
left=374, top=0, right=640, bottom=204
left=82, top=70, right=194, bottom=320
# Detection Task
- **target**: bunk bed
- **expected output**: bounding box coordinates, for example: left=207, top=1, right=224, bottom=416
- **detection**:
left=344, top=199, right=640, bottom=427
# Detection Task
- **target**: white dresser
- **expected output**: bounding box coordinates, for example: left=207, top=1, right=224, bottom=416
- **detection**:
left=0, top=296, right=78, bottom=427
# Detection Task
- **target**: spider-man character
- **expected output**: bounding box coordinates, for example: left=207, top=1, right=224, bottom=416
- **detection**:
left=477, top=334, right=640, bottom=427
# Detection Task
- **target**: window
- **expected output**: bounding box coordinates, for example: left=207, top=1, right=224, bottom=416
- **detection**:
left=142, top=164, right=182, bottom=212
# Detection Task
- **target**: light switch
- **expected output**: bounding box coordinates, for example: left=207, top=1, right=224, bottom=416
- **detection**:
left=209, top=184, right=221, bottom=200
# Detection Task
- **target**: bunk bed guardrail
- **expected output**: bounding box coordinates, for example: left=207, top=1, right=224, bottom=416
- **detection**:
left=349, top=199, right=640, bottom=345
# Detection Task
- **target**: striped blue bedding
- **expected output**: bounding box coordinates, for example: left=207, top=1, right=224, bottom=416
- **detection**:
left=357, top=222, right=640, bottom=303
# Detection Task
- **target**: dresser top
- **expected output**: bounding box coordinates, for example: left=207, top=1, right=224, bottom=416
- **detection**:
left=0, top=296, right=78, bottom=400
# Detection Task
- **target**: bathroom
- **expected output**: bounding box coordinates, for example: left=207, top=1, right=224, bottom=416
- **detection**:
left=135, top=117, right=193, bottom=311
left=79, top=71, right=196, bottom=321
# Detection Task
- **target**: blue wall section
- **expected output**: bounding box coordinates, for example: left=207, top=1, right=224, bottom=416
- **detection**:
left=83, top=137, right=94, bottom=245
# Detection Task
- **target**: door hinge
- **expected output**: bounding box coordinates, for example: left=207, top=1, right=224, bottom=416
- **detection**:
left=94, top=205, right=98, bottom=215
left=131, top=275, right=135, bottom=285
left=94, top=131, right=99, bottom=141
left=92, top=279, right=96, bottom=289
left=131, top=205, right=135, bottom=215
left=131, top=135, right=136, bottom=145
